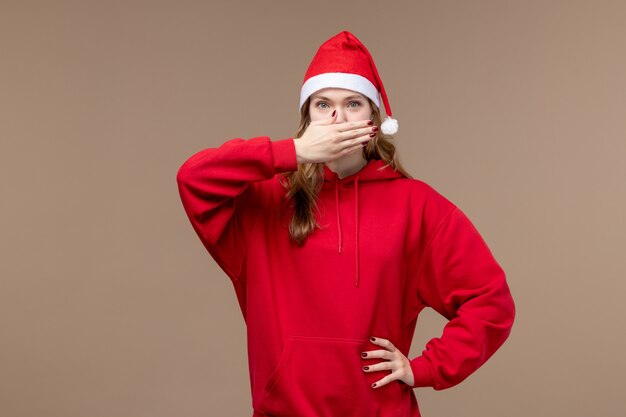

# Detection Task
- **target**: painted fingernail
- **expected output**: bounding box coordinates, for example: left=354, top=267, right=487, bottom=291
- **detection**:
left=372, top=383, right=377, bottom=388
left=370, top=337, right=376, bottom=342
left=361, top=352, right=367, bottom=357
left=369, top=132, right=376, bottom=137
left=367, top=120, right=373, bottom=125
left=363, top=366, right=369, bottom=370
left=372, top=126, right=379, bottom=132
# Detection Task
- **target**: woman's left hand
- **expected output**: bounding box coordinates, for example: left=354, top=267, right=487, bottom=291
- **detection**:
left=361, top=336, right=414, bottom=388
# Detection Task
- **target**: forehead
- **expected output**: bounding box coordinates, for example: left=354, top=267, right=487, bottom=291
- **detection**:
left=311, top=88, right=366, bottom=100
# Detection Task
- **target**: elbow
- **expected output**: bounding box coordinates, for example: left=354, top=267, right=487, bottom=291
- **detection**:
left=495, top=281, right=516, bottom=344
left=176, top=147, right=219, bottom=186
left=491, top=268, right=516, bottom=335
left=505, top=289, right=516, bottom=334
left=481, top=275, right=517, bottom=343
left=176, top=155, right=200, bottom=186
left=501, top=271, right=516, bottom=329
left=176, top=163, right=190, bottom=186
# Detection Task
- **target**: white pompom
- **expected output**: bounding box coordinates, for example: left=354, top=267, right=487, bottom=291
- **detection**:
left=380, top=116, right=398, bottom=135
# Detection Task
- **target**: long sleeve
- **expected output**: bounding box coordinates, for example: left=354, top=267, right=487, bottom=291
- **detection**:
left=408, top=205, right=516, bottom=390
left=176, top=136, right=298, bottom=284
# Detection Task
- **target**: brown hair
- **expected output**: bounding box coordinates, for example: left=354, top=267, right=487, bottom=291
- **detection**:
left=278, top=96, right=413, bottom=245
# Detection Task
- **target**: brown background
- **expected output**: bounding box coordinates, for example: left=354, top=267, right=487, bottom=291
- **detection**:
left=1, top=1, right=625, bottom=416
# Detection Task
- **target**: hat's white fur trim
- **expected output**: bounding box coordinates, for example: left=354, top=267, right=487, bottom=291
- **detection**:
left=300, top=72, right=380, bottom=110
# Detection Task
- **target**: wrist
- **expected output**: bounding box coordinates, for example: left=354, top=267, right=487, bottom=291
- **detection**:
left=293, top=138, right=306, bottom=164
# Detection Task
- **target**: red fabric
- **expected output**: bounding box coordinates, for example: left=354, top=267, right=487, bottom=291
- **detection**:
left=304, top=31, right=376, bottom=89
left=176, top=136, right=516, bottom=417
left=303, top=30, right=395, bottom=118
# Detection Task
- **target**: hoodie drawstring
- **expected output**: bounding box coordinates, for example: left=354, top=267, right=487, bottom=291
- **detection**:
left=334, top=176, right=360, bottom=287
left=335, top=178, right=342, bottom=254
left=354, top=176, right=360, bottom=287
left=324, top=159, right=402, bottom=288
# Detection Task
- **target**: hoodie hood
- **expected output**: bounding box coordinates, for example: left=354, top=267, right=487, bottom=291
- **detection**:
left=322, top=158, right=406, bottom=288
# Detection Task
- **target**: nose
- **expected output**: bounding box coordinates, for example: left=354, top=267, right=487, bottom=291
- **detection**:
left=334, top=108, right=347, bottom=123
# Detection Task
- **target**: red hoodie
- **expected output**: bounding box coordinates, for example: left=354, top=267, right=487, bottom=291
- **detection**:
left=176, top=135, right=516, bottom=417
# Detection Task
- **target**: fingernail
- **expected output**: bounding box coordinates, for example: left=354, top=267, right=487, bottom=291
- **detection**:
left=370, top=337, right=376, bottom=342
left=363, top=366, right=369, bottom=370
left=361, top=352, right=367, bottom=357
left=372, top=383, right=377, bottom=388
left=367, top=120, right=373, bottom=125
left=369, top=132, right=376, bottom=137
left=372, top=126, right=379, bottom=132
left=332, top=110, right=336, bottom=117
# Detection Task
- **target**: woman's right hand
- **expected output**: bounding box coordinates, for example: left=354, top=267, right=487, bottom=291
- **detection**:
left=294, top=110, right=379, bottom=164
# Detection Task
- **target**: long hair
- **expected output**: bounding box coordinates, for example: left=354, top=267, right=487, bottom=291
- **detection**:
left=277, top=96, right=413, bottom=245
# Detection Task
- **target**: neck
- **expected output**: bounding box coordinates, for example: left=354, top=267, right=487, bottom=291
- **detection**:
left=324, top=152, right=368, bottom=179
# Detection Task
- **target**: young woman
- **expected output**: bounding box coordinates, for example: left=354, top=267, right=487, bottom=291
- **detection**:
left=176, top=31, right=516, bottom=417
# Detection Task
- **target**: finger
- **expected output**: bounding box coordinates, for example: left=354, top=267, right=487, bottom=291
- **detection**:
left=370, top=337, right=399, bottom=354
left=370, top=336, right=387, bottom=346
left=362, top=360, right=393, bottom=372
left=338, top=126, right=377, bottom=142
left=376, top=337, right=398, bottom=353
left=341, top=135, right=374, bottom=156
left=334, top=119, right=375, bottom=132
left=371, top=371, right=402, bottom=389
left=361, top=349, right=391, bottom=360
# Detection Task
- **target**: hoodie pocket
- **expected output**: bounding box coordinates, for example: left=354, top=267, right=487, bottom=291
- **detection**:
left=258, top=335, right=407, bottom=417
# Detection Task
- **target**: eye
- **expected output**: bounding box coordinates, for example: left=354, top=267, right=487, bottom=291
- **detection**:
left=314, top=100, right=362, bottom=109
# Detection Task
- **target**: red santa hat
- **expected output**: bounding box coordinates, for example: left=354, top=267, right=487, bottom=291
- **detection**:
left=299, top=30, right=398, bottom=135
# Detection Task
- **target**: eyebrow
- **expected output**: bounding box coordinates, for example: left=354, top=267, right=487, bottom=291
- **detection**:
left=312, top=95, right=365, bottom=101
